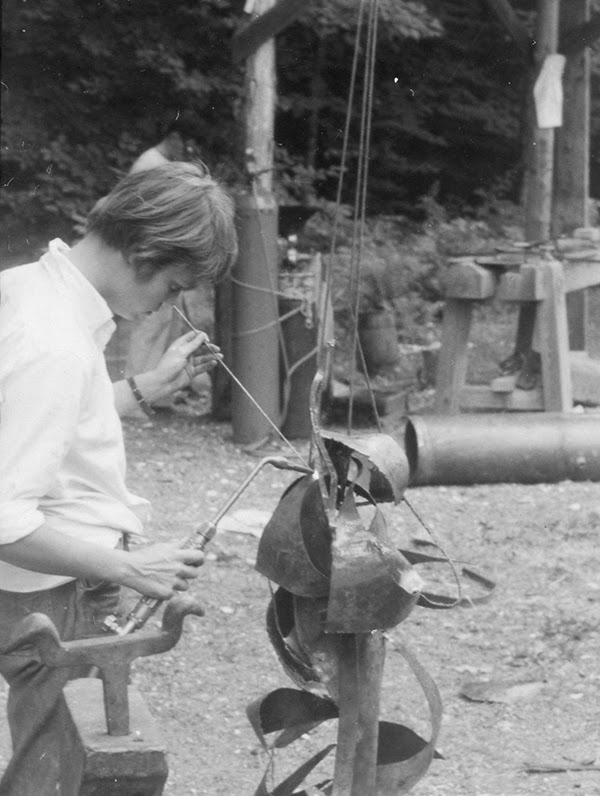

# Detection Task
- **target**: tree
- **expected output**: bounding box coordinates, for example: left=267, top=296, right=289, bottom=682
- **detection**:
left=1, top=0, right=598, bottom=252
left=1, top=0, right=243, bottom=251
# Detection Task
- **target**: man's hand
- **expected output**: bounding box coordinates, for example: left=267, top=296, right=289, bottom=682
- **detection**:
left=0, top=527, right=204, bottom=600
left=121, top=542, right=205, bottom=599
left=155, top=330, right=223, bottom=394
left=113, top=330, right=223, bottom=416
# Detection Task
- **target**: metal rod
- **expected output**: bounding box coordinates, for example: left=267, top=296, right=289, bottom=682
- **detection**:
left=105, top=456, right=313, bottom=636
left=172, top=304, right=310, bottom=468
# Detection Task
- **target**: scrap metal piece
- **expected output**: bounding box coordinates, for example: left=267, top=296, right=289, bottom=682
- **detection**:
left=256, top=475, right=331, bottom=597
left=323, top=430, right=410, bottom=503
left=325, top=488, right=422, bottom=634
left=266, top=587, right=324, bottom=692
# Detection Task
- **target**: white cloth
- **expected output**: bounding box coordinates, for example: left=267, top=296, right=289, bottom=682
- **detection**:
left=0, top=239, right=149, bottom=592
left=128, top=147, right=170, bottom=174
left=533, top=53, right=566, bottom=129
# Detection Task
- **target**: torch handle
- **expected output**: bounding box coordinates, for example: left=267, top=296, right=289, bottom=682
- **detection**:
left=112, top=521, right=217, bottom=636
left=103, top=456, right=311, bottom=635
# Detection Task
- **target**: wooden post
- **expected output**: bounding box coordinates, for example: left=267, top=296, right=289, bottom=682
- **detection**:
left=553, top=0, right=590, bottom=234
left=433, top=300, right=474, bottom=414
left=554, top=0, right=591, bottom=351
left=537, top=260, right=573, bottom=410
left=231, top=0, right=281, bottom=444
left=523, top=0, right=561, bottom=242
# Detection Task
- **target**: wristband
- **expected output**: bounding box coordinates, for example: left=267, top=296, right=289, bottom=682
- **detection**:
left=126, top=376, right=155, bottom=416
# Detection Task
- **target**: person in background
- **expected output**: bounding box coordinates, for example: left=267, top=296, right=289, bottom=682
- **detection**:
left=124, top=111, right=214, bottom=408
left=129, top=109, right=204, bottom=174
left=0, top=161, right=237, bottom=795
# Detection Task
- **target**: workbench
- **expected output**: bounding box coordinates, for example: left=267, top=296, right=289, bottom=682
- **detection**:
left=433, top=229, right=600, bottom=414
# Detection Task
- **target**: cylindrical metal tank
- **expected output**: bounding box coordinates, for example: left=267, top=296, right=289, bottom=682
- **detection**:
left=404, top=412, right=600, bottom=486
left=231, top=190, right=280, bottom=444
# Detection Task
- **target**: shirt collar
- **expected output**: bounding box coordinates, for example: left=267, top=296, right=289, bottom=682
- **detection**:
left=43, top=239, right=116, bottom=349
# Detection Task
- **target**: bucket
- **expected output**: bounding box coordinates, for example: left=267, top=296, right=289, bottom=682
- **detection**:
left=357, top=309, right=400, bottom=375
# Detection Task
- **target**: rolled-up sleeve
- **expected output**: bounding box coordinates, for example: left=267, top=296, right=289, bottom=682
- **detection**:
left=0, top=346, right=85, bottom=544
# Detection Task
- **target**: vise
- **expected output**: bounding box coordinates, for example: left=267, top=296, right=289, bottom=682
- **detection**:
left=0, top=595, right=204, bottom=795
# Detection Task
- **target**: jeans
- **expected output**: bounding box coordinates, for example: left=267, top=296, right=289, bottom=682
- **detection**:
left=0, top=579, right=121, bottom=795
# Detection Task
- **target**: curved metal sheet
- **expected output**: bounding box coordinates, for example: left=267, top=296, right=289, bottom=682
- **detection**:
left=325, top=489, right=421, bottom=634
left=256, top=475, right=331, bottom=597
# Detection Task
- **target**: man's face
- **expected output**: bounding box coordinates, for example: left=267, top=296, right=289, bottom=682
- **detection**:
left=109, top=263, right=197, bottom=320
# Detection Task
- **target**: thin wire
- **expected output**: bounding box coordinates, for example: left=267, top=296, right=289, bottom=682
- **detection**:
left=348, top=0, right=382, bottom=434
left=229, top=275, right=289, bottom=297
left=231, top=304, right=302, bottom=339
left=306, top=1, right=369, bottom=503
left=172, top=304, right=310, bottom=469
left=402, top=494, right=462, bottom=603
left=308, top=0, right=368, bottom=479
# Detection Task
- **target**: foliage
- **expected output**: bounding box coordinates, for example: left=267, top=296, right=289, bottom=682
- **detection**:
left=301, top=191, right=522, bottom=347
left=277, top=0, right=527, bottom=214
left=1, top=0, right=598, bottom=251
left=1, top=0, right=244, bottom=252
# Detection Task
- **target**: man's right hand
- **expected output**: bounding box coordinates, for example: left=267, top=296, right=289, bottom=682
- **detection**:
left=121, top=542, right=205, bottom=599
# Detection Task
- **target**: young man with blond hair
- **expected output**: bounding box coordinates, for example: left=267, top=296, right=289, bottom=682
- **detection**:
left=0, top=161, right=237, bottom=794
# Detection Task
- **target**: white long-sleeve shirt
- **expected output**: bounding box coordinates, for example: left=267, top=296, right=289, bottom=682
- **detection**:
left=0, top=239, right=149, bottom=592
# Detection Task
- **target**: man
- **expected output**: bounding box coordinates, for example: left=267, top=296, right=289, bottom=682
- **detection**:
left=0, top=161, right=237, bottom=794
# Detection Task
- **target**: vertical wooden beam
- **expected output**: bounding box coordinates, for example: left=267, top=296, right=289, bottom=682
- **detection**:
left=537, top=260, right=572, bottom=410
left=231, top=0, right=281, bottom=444
left=554, top=0, right=591, bottom=351
left=433, top=300, right=474, bottom=414
left=554, top=0, right=590, bottom=233
left=523, top=0, right=561, bottom=242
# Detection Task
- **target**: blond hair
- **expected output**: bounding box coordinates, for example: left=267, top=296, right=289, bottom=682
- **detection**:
left=86, top=161, right=237, bottom=282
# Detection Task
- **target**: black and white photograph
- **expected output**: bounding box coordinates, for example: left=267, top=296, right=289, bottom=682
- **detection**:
left=1, top=1, right=599, bottom=794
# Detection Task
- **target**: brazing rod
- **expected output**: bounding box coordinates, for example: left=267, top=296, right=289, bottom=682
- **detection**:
left=111, top=456, right=313, bottom=636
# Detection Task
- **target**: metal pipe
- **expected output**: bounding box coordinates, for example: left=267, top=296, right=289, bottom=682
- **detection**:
left=404, top=412, right=600, bottom=486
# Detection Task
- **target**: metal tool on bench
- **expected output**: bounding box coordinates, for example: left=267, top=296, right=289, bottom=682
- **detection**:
left=102, top=455, right=314, bottom=636
left=0, top=595, right=205, bottom=738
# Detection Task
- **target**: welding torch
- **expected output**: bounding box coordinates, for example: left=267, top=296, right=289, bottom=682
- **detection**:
left=102, top=455, right=313, bottom=636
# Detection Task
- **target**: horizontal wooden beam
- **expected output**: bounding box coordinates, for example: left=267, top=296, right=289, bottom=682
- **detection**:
left=459, top=385, right=544, bottom=411
left=232, top=0, right=308, bottom=63
left=443, top=262, right=498, bottom=300
left=496, top=265, right=547, bottom=302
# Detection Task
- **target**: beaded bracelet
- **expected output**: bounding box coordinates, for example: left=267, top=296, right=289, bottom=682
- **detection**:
left=126, top=376, right=155, bottom=416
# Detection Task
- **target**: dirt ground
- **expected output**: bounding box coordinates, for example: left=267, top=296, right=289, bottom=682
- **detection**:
left=1, top=401, right=599, bottom=795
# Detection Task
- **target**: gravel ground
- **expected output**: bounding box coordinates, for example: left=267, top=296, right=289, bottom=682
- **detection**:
left=1, top=404, right=599, bottom=795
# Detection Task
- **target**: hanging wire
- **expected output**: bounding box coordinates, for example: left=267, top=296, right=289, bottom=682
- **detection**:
left=307, top=0, right=370, bottom=516
left=315, top=0, right=366, bottom=369
left=310, top=0, right=384, bottom=447
left=348, top=0, right=382, bottom=435
left=401, top=494, right=463, bottom=605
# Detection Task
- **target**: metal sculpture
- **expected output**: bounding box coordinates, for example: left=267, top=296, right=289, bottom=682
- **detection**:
left=245, top=355, right=454, bottom=795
